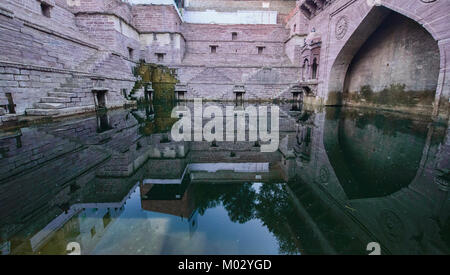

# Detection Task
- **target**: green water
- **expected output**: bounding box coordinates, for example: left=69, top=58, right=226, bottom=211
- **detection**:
left=0, top=102, right=448, bottom=255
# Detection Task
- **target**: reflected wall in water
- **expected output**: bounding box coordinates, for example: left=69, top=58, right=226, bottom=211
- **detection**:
left=324, top=108, right=430, bottom=199
left=286, top=105, right=449, bottom=254
left=0, top=101, right=448, bottom=255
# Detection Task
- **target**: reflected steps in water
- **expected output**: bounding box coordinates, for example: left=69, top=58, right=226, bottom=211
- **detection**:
left=0, top=147, right=110, bottom=226
left=287, top=182, right=368, bottom=255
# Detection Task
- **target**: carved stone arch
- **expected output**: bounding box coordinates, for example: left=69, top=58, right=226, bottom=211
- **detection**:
left=326, top=3, right=447, bottom=120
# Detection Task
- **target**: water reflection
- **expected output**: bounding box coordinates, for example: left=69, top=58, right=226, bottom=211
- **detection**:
left=0, top=102, right=448, bottom=255
left=324, top=108, right=430, bottom=199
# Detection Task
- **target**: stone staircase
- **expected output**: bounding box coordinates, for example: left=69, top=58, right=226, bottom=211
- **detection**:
left=287, top=181, right=369, bottom=254
left=25, top=51, right=115, bottom=117
left=26, top=77, right=93, bottom=116
left=274, top=84, right=303, bottom=100
left=75, top=50, right=111, bottom=73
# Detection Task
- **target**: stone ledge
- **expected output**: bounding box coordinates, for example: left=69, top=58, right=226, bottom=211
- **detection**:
left=0, top=5, right=14, bottom=18
left=53, top=105, right=97, bottom=118
left=25, top=109, right=60, bottom=116
left=0, top=61, right=136, bottom=82
left=1, top=114, right=18, bottom=122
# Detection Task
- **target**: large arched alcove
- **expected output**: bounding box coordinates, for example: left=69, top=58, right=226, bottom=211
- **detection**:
left=327, top=6, right=440, bottom=115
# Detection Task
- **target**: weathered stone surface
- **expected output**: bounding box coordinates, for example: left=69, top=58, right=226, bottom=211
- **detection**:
left=25, top=109, right=59, bottom=116
left=40, top=97, right=71, bottom=103
left=1, top=114, right=18, bottom=122
left=33, top=102, right=66, bottom=109
left=48, top=92, right=77, bottom=98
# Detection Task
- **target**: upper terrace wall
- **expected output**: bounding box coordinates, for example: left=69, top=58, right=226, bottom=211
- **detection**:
left=183, top=10, right=278, bottom=25
left=0, top=0, right=141, bottom=68
left=185, top=0, right=296, bottom=14
left=132, top=4, right=182, bottom=33
left=69, top=0, right=135, bottom=25
left=6, top=0, right=79, bottom=32
left=75, top=13, right=141, bottom=58
left=181, top=23, right=291, bottom=66
left=182, top=23, right=289, bottom=41
left=0, top=6, right=97, bottom=70
left=132, top=4, right=184, bottom=64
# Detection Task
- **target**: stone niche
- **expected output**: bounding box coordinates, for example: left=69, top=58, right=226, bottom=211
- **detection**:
left=37, top=0, right=55, bottom=17
left=233, top=85, right=246, bottom=101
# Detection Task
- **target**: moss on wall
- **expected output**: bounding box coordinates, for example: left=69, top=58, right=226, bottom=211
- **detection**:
left=326, top=91, right=344, bottom=106
left=345, top=84, right=435, bottom=108
left=132, top=62, right=178, bottom=103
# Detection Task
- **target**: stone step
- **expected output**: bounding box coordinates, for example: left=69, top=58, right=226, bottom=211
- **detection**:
left=48, top=92, right=77, bottom=98
left=54, top=88, right=78, bottom=93
left=40, top=97, right=71, bottom=103
left=0, top=147, right=110, bottom=223
left=25, top=109, right=60, bottom=116
left=60, top=84, right=81, bottom=88
left=33, top=102, right=66, bottom=109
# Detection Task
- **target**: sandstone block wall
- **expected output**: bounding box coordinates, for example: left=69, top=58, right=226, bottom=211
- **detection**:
left=0, top=7, right=97, bottom=70
left=177, top=23, right=300, bottom=100
left=0, top=128, right=82, bottom=182
left=184, top=0, right=296, bottom=14
left=181, top=23, right=292, bottom=68
left=140, top=33, right=185, bottom=65
left=132, top=4, right=182, bottom=33
left=176, top=65, right=300, bottom=100
left=75, top=14, right=141, bottom=59
left=69, top=0, right=135, bottom=25
left=0, top=0, right=137, bottom=115
left=0, top=62, right=135, bottom=115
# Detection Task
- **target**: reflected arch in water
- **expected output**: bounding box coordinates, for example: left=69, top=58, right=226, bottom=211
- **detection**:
left=323, top=107, right=430, bottom=199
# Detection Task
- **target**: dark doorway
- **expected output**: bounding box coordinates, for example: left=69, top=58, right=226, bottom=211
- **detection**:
left=93, top=90, right=107, bottom=109
left=5, top=93, right=16, bottom=114
left=235, top=92, right=243, bottom=102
